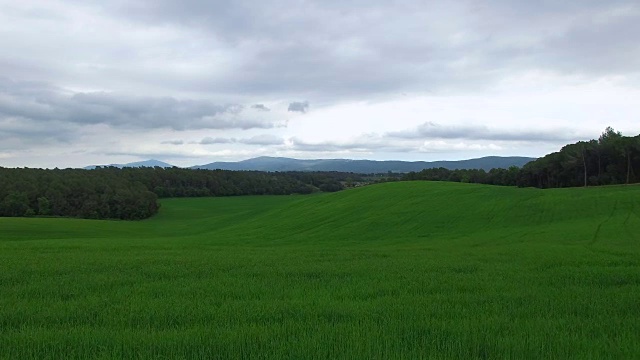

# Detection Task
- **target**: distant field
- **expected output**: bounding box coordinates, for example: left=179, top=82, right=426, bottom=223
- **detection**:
left=1, top=182, right=639, bottom=359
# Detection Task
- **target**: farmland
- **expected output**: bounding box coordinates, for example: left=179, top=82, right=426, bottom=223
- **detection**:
left=1, top=181, right=639, bottom=359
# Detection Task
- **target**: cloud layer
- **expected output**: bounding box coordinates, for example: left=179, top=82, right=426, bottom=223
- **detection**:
left=90, top=0, right=640, bottom=98
left=0, top=78, right=283, bottom=131
left=388, top=122, right=585, bottom=142
left=0, top=0, right=639, bottom=167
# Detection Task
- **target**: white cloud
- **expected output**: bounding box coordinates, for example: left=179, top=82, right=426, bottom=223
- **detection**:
left=419, top=140, right=502, bottom=153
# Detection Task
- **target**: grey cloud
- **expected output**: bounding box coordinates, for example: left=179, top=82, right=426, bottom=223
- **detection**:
left=200, top=137, right=236, bottom=144
left=102, top=150, right=199, bottom=160
left=84, top=1, right=640, bottom=101
left=0, top=78, right=282, bottom=131
left=470, top=1, right=640, bottom=74
left=251, top=104, right=270, bottom=111
left=1, top=1, right=637, bottom=108
left=161, top=140, right=184, bottom=145
left=0, top=116, right=77, bottom=151
left=289, top=137, right=414, bottom=153
left=288, top=101, right=309, bottom=113
left=199, top=134, right=284, bottom=146
left=542, top=12, right=640, bottom=74
left=238, top=134, right=284, bottom=146
left=289, top=120, right=588, bottom=154
left=388, top=122, right=586, bottom=142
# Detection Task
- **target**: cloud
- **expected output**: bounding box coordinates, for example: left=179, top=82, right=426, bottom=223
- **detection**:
left=289, top=136, right=414, bottom=153
left=2, top=2, right=638, bottom=107
left=287, top=136, right=508, bottom=155
left=65, top=0, right=639, bottom=102
left=288, top=101, right=310, bottom=113
left=251, top=104, right=270, bottom=111
left=199, top=134, right=284, bottom=146
left=238, top=134, right=284, bottom=145
left=286, top=119, right=588, bottom=154
left=161, top=140, right=184, bottom=145
left=0, top=116, right=77, bottom=151
left=419, top=140, right=502, bottom=152
left=102, top=150, right=201, bottom=160
left=471, top=1, right=640, bottom=76
left=199, top=137, right=236, bottom=144
left=0, top=78, right=283, bottom=132
left=1, top=1, right=639, bottom=167
left=388, top=122, right=586, bottom=142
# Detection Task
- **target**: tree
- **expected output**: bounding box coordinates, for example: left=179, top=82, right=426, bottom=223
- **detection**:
left=1, top=192, right=30, bottom=217
left=599, top=127, right=625, bottom=184
left=571, top=141, right=590, bottom=187
left=37, top=197, right=51, bottom=216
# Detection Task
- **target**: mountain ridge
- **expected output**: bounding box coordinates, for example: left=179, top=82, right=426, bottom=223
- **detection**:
left=83, top=159, right=174, bottom=170
left=191, top=155, right=535, bottom=172
left=83, top=156, right=535, bottom=172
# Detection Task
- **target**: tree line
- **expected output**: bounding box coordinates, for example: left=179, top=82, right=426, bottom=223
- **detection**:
left=0, top=168, right=159, bottom=220
left=0, top=167, right=360, bottom=220
left=403, top=128, right=640, bottom=188
left=2, top=128, right=637, bottom=220
left=517, top=127, right=639, bottom=188
left=401, top=166, right=521, bottom=186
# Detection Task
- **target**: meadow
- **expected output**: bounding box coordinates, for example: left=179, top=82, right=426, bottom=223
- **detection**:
left=1, top=181, right=639, bottom=359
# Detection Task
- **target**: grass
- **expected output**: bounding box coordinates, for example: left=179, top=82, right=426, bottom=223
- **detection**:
left=1, top=181, right=639, bottom=359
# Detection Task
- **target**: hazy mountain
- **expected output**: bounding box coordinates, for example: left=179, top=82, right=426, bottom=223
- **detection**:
left=84, top=159, right=174, bottom=170
left=83, top=156, right=535, bottom=172
left=192, top=156, right=535, bottom=173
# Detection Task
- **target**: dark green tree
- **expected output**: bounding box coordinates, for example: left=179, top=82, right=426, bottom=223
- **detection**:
left=1, top=192, right=31, bottom=217
left=37, top=197, right=51, bottom=216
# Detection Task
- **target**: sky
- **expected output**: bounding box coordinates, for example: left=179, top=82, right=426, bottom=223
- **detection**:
left=1, top=0, right=639, bottom=168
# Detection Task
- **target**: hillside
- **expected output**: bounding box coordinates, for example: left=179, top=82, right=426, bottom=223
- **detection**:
left=1, top=182, right=639, bottom=359
left=192, top=155, right=535, bottom=172
left=208, top=182, right=640, bottom=245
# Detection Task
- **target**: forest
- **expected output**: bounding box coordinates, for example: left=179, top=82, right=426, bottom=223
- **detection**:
left=0, top=168, right=159, bottom=220
left=517, top=127, right=639, bottom=188
left=403, top=128, right=640, bottom=188
left=0, top=167, right=358, bottom=220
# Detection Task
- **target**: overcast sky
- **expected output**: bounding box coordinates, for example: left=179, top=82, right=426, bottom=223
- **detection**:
left=1, top=0, right=639, bottom=168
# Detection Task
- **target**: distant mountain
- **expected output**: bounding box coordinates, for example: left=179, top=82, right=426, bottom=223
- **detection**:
left=84, top=159, right=174, bottom=170
left=191, top=156, right=536, bottom=173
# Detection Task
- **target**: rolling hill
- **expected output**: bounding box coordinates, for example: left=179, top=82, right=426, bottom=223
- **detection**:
left=1, top=182, right=639, bottom=359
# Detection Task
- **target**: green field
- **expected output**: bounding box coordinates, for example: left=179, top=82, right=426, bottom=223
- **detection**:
left=1, top=181, right=639, bottom=359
